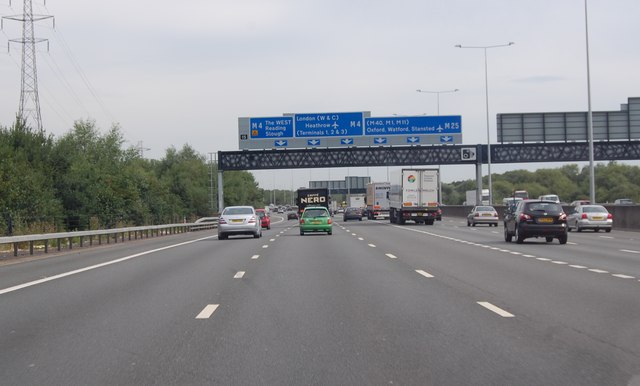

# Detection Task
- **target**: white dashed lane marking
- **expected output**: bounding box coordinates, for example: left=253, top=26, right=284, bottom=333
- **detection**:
left=416, top=270, right=434, bottom=278
left=196, top=304, right=219, bottom=319
left=386, top=253, right=398, bottom=259
left=234, top=271, right=245, bottom=279
left=251, top=255, right=260, bottom=260
left=477, top=302, right=515, bottom=318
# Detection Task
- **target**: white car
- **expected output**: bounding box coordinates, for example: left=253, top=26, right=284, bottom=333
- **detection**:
left=218, top=206, right=262, bottom=240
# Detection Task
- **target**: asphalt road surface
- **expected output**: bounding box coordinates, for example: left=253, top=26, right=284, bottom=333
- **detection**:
left=1, top=215, right=640, bottom=385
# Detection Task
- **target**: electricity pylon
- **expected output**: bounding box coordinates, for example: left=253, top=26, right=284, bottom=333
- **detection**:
left=2, top=0, right=54, bottom=131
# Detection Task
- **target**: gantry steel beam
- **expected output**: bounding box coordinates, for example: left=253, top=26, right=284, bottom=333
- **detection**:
left=218, top=141, right=640, bottom=171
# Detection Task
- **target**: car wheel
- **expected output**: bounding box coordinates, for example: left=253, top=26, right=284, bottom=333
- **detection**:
left=467, top=220, right=470, bottom=227
left=558, top=234, right=568, bottom=244
left=327, top=230, right=332, bottom=235
left=218, top=233, right=226, bottom=240
left=605, top=228, right=612, bottom=233
left=504, top=225, right=512, bottom=242
left=300, top=230, right=304, bottom=236
left=594, top=228, right=599, bottom=232
left=515, top=225, right=525, bottom=244
left=472, top=222, right=476, bottom=227
left=267, top=225, right=271, bottom=230
left=576, top=225, right=582, bottom=232
left=545, top=236, right=553, bottom=243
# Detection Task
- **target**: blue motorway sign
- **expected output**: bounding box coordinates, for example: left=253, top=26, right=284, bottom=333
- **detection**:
left=249, top=117, right=293, bottom=139
left=364, top=115, right=461, bottom=136
left=295, top=112, right=364, bottom=138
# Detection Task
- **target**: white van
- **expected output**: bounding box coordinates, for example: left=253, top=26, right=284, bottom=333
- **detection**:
left=538, top=194, right=560, bottom=203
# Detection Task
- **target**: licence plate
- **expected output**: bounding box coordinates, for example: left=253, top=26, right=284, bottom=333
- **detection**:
left=231, top=219, right=243, bottom=223
left=592, top=216, right=604, bottom=220
left=311, top=220, right=321, bottom=224
left=482, top=213, right=492, bottom=216
left=537, top=217, right=553, bottom=223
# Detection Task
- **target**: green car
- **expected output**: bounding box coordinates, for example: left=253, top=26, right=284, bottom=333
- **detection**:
left=299, top=206, right=332, bottom=235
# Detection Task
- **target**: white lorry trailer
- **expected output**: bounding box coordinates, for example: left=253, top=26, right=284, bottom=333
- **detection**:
left=366, top=182, right=390, bottom=220
left=389, top=169, right=440, bottom=225
left=465, top=189, right=490, bottom=206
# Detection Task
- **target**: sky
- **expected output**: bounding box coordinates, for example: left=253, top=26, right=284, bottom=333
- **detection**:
left=1, top=0, right=639, bottom=193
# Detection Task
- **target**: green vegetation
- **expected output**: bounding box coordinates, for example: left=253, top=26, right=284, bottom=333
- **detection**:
left=1, top=119, right=264, bottom=235
left=3, top=118, right=638, bottom=234
left=444, top=163, right=640, bottom=205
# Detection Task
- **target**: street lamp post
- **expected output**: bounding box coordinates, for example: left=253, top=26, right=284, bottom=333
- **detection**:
left=416, top=89, right=459, bottom=115
left=584, top=0, right=595, bottom=204
left=455, top=42, right=514, bottom=205
left=416, top=88, right=459, bottom=205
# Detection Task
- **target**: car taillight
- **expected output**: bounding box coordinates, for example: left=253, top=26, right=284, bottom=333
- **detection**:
left=607, top=213, right=613, bottom=219
left=219, top=218, right=227, bottom=224
left=493, top=212, right=498, bottom=217
left=248, top=216, right=256, bottom=223
left=519, top=213, right=531, bottom=221
left=581, top=213, right=588, bottom=219
left=474, top=213, right=480, bottom=217
left=558, top=213, right=567, bottom=221
left=327, top=218, right=332, bottom=224
left=299, top=219, right=305, bottom=224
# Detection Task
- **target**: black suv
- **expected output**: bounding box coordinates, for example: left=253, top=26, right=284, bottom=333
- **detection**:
left=504, top=200, right=568, bottom=244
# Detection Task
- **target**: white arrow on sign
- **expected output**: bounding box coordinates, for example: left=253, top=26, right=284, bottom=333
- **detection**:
left=374, top=137, right=387, bottom=144
left=308, top=139, right=320, bottom=146
left=440, top=136, right=453, bottom=143
left=341, top=138, right=353, bottom=145
left=407, top=136, right=420, bottom=143
left=275, top=140, right=288, bottom=146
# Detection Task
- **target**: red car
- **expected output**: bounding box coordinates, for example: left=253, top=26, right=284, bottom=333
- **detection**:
left=255, top=209, right=271, bottom=229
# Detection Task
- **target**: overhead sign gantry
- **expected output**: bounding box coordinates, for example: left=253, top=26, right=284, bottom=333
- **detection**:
left=238, top=111, right=462, bottom=149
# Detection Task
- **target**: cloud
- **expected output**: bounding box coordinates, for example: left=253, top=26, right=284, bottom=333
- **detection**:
left=513, top=75, right=566, bottom=83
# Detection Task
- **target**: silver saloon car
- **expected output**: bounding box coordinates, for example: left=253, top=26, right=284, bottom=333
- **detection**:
left=467, top=205, right=499, bottom=227
left=218, top=206, right=262, bottom=240
left=567, top=205, right=613, bottom=233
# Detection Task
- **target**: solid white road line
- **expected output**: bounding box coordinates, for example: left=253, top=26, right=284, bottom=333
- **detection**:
left=196, top=304, right=219, bottom=319
left=415, top=270, right=434, bottom=278
left=385, top=253, right=398, bottom=259
left=477, top=302, right=515, bottom=318
left=251, top=255, right=260, bottom=260
left=0, top=235, right=217, bottom=296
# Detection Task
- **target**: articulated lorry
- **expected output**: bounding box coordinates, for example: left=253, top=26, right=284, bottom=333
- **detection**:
left=388, top=169, right=440, bottom=225
left=295, top=188, right=330, bottom=215
left=366, top=182, right=390, bottom=220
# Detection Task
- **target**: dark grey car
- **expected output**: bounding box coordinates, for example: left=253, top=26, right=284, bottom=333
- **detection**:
left=504, top=200, right=568, bottom=244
